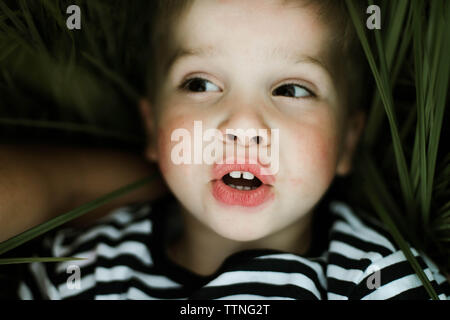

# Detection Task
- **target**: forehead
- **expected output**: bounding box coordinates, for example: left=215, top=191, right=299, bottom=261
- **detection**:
left=168, top=0, right=335, bottom=73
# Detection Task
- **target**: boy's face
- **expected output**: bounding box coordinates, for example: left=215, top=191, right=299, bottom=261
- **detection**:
left=141, top=0, right=364, bottom=242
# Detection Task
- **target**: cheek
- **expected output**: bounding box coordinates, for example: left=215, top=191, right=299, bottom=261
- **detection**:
left=156, top=128, right=170, bottom=176
left=307, top=131, right=338, bottom=178
left=156, top=117, right=194, bottom=181
left=305, top=130, right=338, bottom=178
left=285, top=115, right=340, bottom=187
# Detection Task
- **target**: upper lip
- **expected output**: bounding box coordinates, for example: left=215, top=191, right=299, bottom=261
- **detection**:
left=212, top=161, right=275, bottom=185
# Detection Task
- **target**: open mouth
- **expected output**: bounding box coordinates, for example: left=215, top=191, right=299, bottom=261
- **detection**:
left=211, top=163, right=275, bottom=207
left=221, top=171, right=263, bottom=191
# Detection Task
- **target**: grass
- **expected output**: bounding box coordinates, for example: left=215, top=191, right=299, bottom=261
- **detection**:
left=0, top=0, right=449, bottom=300
left=346, top=0, right=449, bottom=299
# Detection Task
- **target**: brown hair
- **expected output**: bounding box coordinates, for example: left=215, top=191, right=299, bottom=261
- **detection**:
left=147, top=0, right=370, bottom=111
left=147, top=0, right=195, bottom=105
left=302, top=0, right=371, bottom=113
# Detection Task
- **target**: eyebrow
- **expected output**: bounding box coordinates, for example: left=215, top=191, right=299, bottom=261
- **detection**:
left=268, top=45, right=330, bottom=70
left=294, top=55, right=330, bottom=75
left=165, top=46, right=219, bottom=72
left=166, top=45, right=331, bottom=76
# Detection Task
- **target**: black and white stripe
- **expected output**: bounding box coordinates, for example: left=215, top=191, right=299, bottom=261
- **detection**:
left=16, top=198, right=450, bottom=300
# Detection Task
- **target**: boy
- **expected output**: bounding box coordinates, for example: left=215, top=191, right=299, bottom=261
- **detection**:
left=2, top=0, right=449, bottom=299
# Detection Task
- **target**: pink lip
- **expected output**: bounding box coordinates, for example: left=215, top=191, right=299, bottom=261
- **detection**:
left=211, top=162, right=275, bottom=207
left=212, top=162, right=275, bottom=185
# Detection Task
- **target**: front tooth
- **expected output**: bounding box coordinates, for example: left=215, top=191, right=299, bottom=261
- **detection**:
left=243, top=186, right=251, bottom=191
left=243, top=172, right=254, bottom=180
left=236, top=185, right=244, bottom=190
left=230, top=171, right=242, bottom=178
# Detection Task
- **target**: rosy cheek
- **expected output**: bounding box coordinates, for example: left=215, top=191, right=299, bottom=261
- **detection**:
left=317, top=138, right=337, bottom=178
left=156, top=128, right=170, bottom=176
left=156, top=118, right=194, bottom=178
left=288, top=176, right=303, bottom=186
left=308, top=131, right=338, bottom=181
left=288, top=126, right=338, bottom=188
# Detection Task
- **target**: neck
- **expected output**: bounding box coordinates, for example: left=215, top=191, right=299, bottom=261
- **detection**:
left=167, top=205, right=314, bottom=276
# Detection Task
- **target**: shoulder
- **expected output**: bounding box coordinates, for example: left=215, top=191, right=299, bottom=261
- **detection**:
left=18, top=200, right=158, bottom=300
left=326, top=201, right=450, bottom=300
left=328, top=201, right=397, bottom=257
left=49, top=201, right=155, bottom=258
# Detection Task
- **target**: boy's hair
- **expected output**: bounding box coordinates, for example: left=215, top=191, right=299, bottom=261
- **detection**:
left=148, top=0, right=195, bottom=105
left=147, top=0, right=370, bottom=113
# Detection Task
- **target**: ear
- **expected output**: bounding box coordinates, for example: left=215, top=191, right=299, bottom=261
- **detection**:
left=138, top=98, right=158, bottom=162
left=336, top=110, right=366, bottom=176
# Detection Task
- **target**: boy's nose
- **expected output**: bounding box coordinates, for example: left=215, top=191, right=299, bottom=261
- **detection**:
left=224, top=132, right=266, bottom=147
left=218, top=109, right=271, bottom=148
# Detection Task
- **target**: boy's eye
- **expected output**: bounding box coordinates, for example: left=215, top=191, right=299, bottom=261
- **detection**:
left=272, top=84, right=313, bottom=98
left=181, top=77, right=221, bottom=93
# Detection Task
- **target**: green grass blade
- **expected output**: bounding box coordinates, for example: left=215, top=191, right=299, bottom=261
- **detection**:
left=0, top=117, right=143, bottom=144
left=0, top=41, right=19, bottom=62
left=0, top=175, right=157, bottom=257
left=0, top=257, right=86, bottom=265
left=372, top=17, right=415, bottom=215
left=391, top=4, right=414, bottom=81
left=438, top=203, right=450, bottom=218
left=362, top=1, right=411, bottom=148
left=347, top=0, right=414, bottom=213
left=0, top=1, right=27, bottom=34
left=346, top=0, right=441, bottom=299
left=39, top=0, right=74, bottom=41
left=411, top=0, right=429, bottom=225
left=384, top=0, right=409, bottom=69
left=434, top=224, right=450, bottom=232
left=18, top=0, right=45, bottom=52
left=365, top=182, right=440, bottom=300
left=424, top=0, right=450, bottom=222
left=409, top=0, right=450, bottom=225
left=360, top=153, right=416, bottom=244
left=81, top=52, right=140, bottom=102
left=0, top=19, right=34, bottom=55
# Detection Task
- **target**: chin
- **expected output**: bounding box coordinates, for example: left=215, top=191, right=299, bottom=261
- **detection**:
left=215, top=226, right=270, bottom=242
left=207, top=210, right=275, bottom=243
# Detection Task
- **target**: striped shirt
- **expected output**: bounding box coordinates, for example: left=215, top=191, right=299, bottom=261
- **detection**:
left=17, top=196, right=450, bottom=300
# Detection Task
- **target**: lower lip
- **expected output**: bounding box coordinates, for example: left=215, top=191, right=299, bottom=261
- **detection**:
left=211, top=179, right=274, bottom=208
